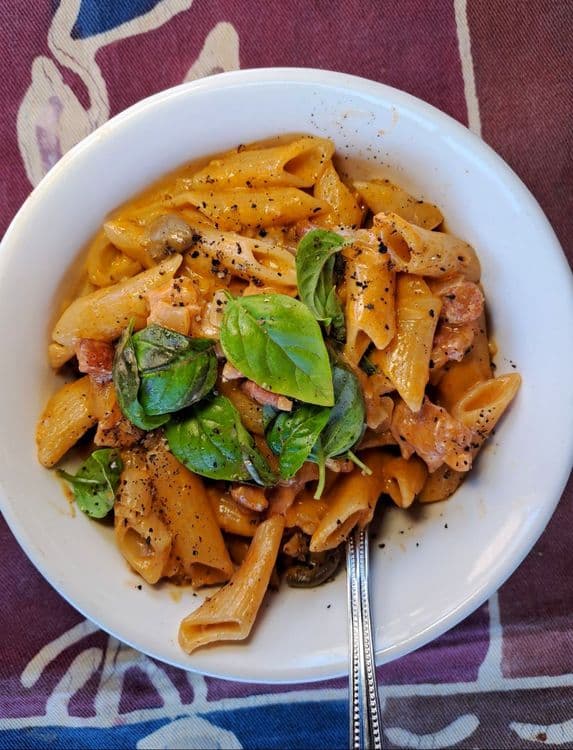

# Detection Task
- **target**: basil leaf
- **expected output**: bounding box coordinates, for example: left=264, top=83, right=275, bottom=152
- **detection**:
left=112, top=324, right=170, bottom=430
left=133, top=326, right=217, bottom=416
left=220, top=293, right=334, bottom=406
left=296, top=229, right=346, bottom=340
left=267, top=404, right=332, bottom=480
left=132, top=325, right=213, bottom=369
left=58, top=449, right=123, bottom=519
left=319, top=364, right=366, bottom=458
left=301, top=365, right=367, bottom=498
left=166, top=395, right=277, bottom=486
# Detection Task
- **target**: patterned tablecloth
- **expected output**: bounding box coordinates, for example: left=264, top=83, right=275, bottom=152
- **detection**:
left=1, top=2, right=572, bottom=748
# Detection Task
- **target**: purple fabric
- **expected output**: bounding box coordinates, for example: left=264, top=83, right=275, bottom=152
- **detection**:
left=1, top=2, right=572, bottom=748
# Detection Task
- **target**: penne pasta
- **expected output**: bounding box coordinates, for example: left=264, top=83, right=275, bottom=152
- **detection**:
left=451, top=373, right=521, bottom=440
left=48, top=342, right=76, bottom=370
left=217, top=380, right=265, bottom=435
left=418, top=464, right=465, bottom=504
left=36, top=376, right=96, bottom=467
left=314, top=160, right=363, bottom=228
left=374, top=274, right=442, bottom=412
left=90, top=380, right=143, bottom=448
left=207, top=487, right=262, bottom=537
left=114, top=450, right=172, bottom=585
left=186, top=136, right=335, bottom=189
left=178, top=515, right=285, bottom=653
left=342, top=244, right=396, bottom=363
left=378, top=453, right=428, bottom=509
left=104, top=207, right=211, bottom=269
left=184, top=225, right=296, bottom=287
left=86, top=229, right=142, bottom=287
left=353, top=178, right=443, bottom=229
left=174, top=187, right=329, bottom=231
left=436, top=311, right=492, bottom=409
left=370, top=212, right=480, bottom=281
left=285, top=489, right=329, bottom=535
left=52, top=254, right=182, bottom=347
left=146, top=443, right=234, bottom=587
left=310, top=451, right=388, bottom=552
left=103, top=203, right=168, bottom=267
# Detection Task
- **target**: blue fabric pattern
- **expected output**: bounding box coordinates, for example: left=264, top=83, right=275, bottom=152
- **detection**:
left=71, top=0, right=163, bottom=38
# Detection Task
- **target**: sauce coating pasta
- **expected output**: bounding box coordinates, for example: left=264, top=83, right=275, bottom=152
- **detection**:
left=36, top=135, right=520, bottom=653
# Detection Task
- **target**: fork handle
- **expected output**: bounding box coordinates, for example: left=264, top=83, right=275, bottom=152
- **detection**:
left=347, top=526, right=384, bottom=750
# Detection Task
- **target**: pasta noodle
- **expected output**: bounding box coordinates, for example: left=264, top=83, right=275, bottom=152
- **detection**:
left=435, top=311, right=492, bottom=409
left=147, top=443, right=234, bottom=586
left=174, top=187, right=329, bottom=231
left=186, top=136, right=335, bottom=189
left=36, top=376, right=96, bottom=468
left=52, top=254, right=182, bottom=349
left=37, top=133, right=521, bottom=654
left=378, top=453, right=427, bottom=509
left=370, top=212, right=480, bottom=281
left=391, top=397, right=476, bottom=473
left=314, top=160, right=363, bottom=228
left=183, top=225, right=297, bottom=288
left=374, top=274, right=442, bottom=411
left=114, top=449, right=172, bottom=585
left=418, top=464, right=465, bottom=504
left=342, top=243, right=396, bottom=364
left=310, top=451, right=389, bottom=552
left=178, top=515, right=284, bottom=653
left=451, top=373, right=522, bottom=440
left=86, top=230, right=142, bottom=287
left=353, top=178, right=443, bottom=229
left=207, top=487, right=262, bottom=537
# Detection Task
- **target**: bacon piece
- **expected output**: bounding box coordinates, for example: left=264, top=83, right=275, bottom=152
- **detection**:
left=75, top=339, right=114, bottom=382
left=241, top=381, right=293, bottom=411
left=438, top=279, right=484, bottom=325
left=364, top=393, right=394, bottom=431
left=230, top=484, right=268, bottom=512
left=431, top=322, right=476, bottom=370
left=269, top=462, right=319, bottom=516
left=292, top=220, right=319, bottom=240
left=358, top=428, right=397, bottom=450
left=146, top=277, right=201, bottom=335
left=391, top=397, right=476, bottom=473
left=222, top=361, right=244, bottom=381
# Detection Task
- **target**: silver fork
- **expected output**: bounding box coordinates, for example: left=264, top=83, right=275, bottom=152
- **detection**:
left=347, top=526, right=385, bottom=749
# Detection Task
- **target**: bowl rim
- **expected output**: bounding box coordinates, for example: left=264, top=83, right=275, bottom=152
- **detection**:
left=1, top=67, right=573, bottom=684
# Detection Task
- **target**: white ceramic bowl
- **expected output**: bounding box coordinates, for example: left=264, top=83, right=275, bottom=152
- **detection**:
left=1, top=69, right=572, bottom=683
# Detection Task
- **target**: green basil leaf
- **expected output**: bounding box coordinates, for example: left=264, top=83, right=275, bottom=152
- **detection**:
left=165, top=395, right=277, bottom=486
left=112, top=324, right=170, bottom=430
left=267, top=404, right=332, bottom=480
left=133, top=326, right=217, bottom=416
left=58, top=449, right=123, bottom=519
left=296, top=229, right=346, bottom=340
left=220, top=293, right=334, bottom=406
left=132, top=325, right=213, bottom=370
left=319, top=365, right=366, bottom=458
left=138, top=353, right=216, bottom=415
